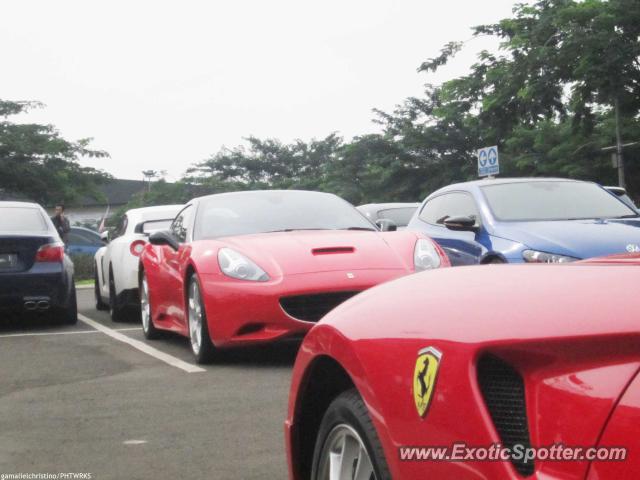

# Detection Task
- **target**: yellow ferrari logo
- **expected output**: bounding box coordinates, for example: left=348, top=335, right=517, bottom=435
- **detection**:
left=413, top=347, right=442, bottom=418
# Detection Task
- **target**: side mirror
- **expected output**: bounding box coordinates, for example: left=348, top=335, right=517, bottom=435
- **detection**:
left=149, top=230, right=180, bottom=250
left=100, top=231, right=110, bottom=244
left=376, top=219, right=398, bottom=232
left=443, top=215, right=477, bottom=232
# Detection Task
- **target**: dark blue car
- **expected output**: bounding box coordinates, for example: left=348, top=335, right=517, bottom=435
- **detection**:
left=67, top=226, right=104, bottom=256
left=408, top=178, right=640, bottom=266
left=0, top=201, right=77, bottom=323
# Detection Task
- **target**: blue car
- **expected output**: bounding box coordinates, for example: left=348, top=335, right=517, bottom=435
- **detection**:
left=67, top=226, right=104, bottom=256
left=407, top=178, right=640, bottom=265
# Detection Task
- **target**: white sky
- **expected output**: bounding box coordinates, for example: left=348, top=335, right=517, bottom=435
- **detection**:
left=1, top=0, right=517, bottom=181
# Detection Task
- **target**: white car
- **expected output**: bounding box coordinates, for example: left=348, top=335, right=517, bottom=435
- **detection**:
left=94, top=205, right=183, bottom=321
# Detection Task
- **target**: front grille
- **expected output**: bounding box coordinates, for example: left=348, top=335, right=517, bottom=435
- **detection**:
left=279, top=291, right=360, bottom=322
left=477, top=355, right=534, bottom=476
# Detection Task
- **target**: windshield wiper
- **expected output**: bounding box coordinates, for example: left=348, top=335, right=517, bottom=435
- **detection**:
left=613, top=214, right=639, bottom=219
left=343, top=226, right=376, bottom=231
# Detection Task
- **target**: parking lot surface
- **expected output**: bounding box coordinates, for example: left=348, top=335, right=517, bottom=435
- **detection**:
left=0, top=288, right=298, bottom=479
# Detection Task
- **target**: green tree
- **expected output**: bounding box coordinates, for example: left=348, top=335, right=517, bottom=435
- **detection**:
left=419, top=0, right=640, bottom=189
left=0, top=100, right=110, bottom=205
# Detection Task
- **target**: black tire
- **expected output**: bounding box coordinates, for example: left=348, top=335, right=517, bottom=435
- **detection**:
left=140, top=270, right=160, bottom=340
left=60, top=284, right=78, bottom=325
left=187, top=274, right=216, bottom=364
left=311, top=388, right=391, bottom=480
left=109, top=266, right=126, bottom=322
left=486, top=257, right=505, bottom=264
left=95, top=264, right=109, bottom=311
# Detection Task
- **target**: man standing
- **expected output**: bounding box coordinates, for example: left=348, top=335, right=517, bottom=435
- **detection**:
left=51, top=203, right=71, bottom=245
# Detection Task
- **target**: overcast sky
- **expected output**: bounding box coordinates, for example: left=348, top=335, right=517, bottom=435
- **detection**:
left=2, top=0, right=517, bottom=181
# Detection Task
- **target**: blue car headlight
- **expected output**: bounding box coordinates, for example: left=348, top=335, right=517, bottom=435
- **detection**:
left=217, top=248, right=269, bottom=281
left=522, top=249, right=578, bottom=263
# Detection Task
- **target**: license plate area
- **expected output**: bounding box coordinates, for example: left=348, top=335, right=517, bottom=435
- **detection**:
left=0, top=253, right=19, bottom=271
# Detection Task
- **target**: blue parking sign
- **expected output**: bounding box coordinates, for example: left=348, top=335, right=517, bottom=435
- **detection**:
left=478, top=146, right=499, bottom=177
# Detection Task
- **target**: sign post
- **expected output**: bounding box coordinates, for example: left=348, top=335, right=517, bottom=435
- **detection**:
left=478, top=146, right=499, bottom=178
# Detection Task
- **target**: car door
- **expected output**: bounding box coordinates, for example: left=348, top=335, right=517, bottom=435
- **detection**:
left=160, top=205, right=195, bottom=329
left=68, top=229, right=94, bottom=255
left=414, top=192, right=485, bottom=266
left=101, top=215, right=128, bottom=294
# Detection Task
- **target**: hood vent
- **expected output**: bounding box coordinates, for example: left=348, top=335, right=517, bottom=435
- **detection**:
left=311, top=247, right=355, bottom=255
left=477, top=354, right=534, bottom=477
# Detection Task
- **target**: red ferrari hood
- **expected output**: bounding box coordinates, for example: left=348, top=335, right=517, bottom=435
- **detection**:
left=218, top=230, right=416, bottom=275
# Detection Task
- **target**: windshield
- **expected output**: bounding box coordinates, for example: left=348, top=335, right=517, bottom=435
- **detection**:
left=481, top=181, right=638, bottom=222
left=0, top=207, right=48, bottom=232
left=378, top=207, right=418, bottom=227
left=195, top=191, right=375, bottom=239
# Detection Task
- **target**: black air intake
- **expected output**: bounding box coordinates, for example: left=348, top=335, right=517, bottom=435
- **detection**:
left=279, top=291, right=360, bottom=322
left=477, top=355, right=534, bottom=476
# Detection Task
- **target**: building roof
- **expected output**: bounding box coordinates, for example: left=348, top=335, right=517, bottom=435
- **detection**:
left=80, top=179, right=147, bottom=207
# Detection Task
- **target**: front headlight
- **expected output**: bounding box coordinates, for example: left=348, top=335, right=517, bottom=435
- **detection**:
left=414, top=239, right=442, bottom=271
left=217, top=248, right=269, bottom=281
left=522, top=249, right=578, bottom=263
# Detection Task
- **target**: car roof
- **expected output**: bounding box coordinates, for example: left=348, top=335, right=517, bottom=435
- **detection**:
left=126, top=204, right=183, bottom=216
left=192, top=189, right=338, bottom=203
left=358, top=203, right=420, bottom=210
left=71, top=226, right=100, bottom=233
left=0, top=201, right=43, bottom=209
left=439, top=177, right=583, bottom=191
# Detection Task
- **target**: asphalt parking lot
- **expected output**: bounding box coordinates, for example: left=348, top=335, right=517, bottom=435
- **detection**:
left=0, top=288, right=298, bottom=479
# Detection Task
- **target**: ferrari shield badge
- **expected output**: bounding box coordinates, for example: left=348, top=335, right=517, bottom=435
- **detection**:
left=413, top=347, right=442, bottom=418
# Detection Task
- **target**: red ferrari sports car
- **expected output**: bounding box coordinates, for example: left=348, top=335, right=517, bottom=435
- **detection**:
left=286, top=255, right=640, bottom=479
left=139, top=190, right=449, bottom=363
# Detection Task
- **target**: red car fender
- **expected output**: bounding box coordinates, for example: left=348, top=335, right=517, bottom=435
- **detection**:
left=287, top=322, right=392, bottom=480
left=587, top=370, right=640, bottom=479
left=287, top=263, right=640, bottom=479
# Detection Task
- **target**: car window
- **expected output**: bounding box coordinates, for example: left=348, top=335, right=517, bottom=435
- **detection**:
left=618, top=194, right=638, bottom=211
left=194, top=191, right=374, bottom=240
left=140, top=219, right=173, bottom=234
left=419, top=193, right=479, bottom=225
left=171, top=205, right=193, bottom=242
left=113, top=215, right=128, bottom=239
left=481, top=181, right=637, bottom=221
left=378, top=207, right=418, bottom=227
left=68, top=230, right=95, bottom=246
left=0, top=207, right=48, bottom=232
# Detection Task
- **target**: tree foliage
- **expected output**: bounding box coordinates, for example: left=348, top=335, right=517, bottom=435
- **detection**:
left=0, top=100, right=110, bottom=205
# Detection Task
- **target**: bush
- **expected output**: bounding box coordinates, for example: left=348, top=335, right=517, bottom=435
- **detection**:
left=69, top=253, right=94, bottom=281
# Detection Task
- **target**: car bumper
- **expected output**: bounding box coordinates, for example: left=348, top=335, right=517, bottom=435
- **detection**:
left=0, top=263, right=71, bottom=312
left=200, top=268, right=411, bottom=347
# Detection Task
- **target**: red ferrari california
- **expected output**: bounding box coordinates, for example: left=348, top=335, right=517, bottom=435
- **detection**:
left=139, top=190, right=449, bottom=363
left=286, top=255, right=640, bottom=479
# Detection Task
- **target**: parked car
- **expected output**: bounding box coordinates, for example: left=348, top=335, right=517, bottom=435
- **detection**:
left=407, top=177, right=640, bottom=266
left=67, top=226, right=104, bottom=256
left=357, top=203, right=420, bottom=230
left=604, top=186, right=639, bottom=212
left=286, top=254, right=640, bottom=480
left=94, top=204, right=183, bottom=321
left=140, top=190, right=449, bottom=363
left=0, top=201, right=77, bottom=323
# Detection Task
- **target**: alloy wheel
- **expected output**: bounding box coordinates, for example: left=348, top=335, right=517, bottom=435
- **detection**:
left=316, top=424, right=376, bottom=480
left=140, top=274, right=150, bottom=333
left=188, top=280, right=203, bottom=355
